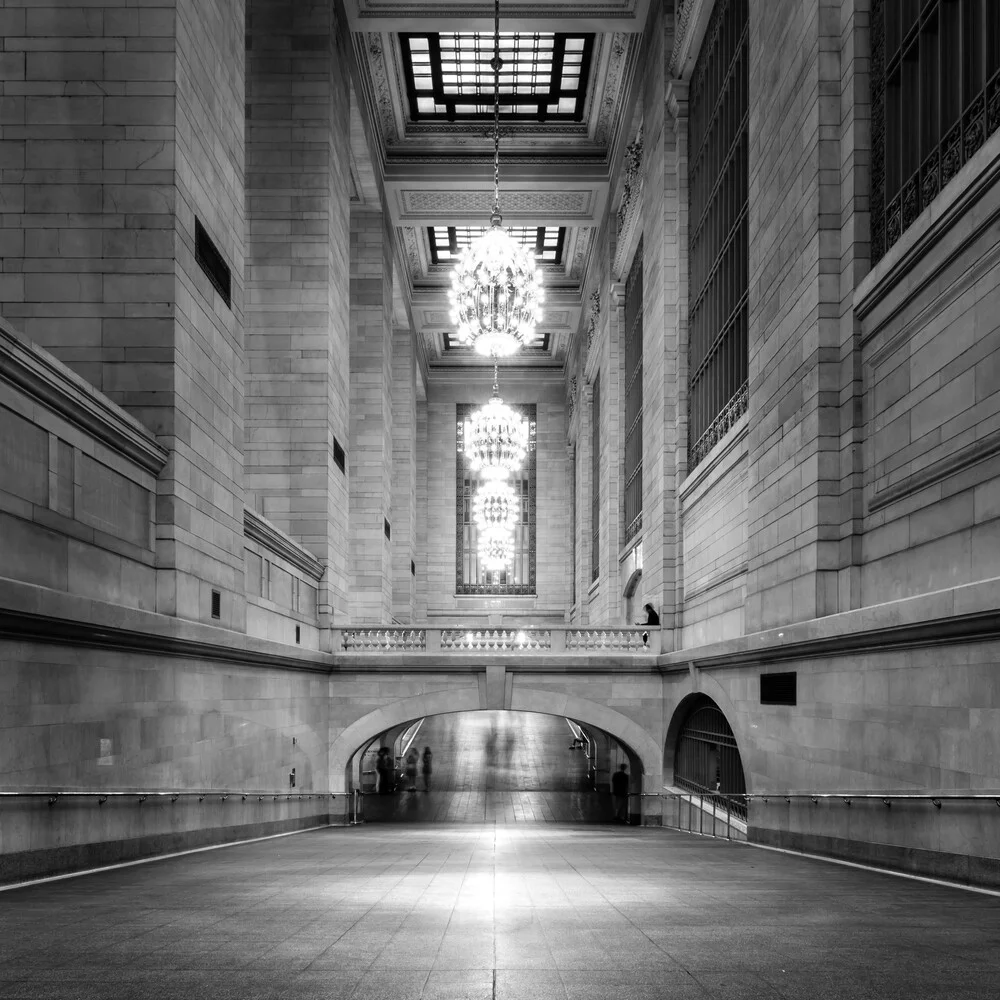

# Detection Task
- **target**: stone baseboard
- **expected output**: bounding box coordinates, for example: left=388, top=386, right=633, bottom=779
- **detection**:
left=0, top=813, right=330, bottom=886
left=750, top=827, right=1000, bottom=889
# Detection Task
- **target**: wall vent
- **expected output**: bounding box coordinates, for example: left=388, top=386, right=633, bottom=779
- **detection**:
left=195, top=218, right=231, bottom=309
left=760, top=672, right=796, bottom=705
left=295, top=625, right=301, bottom=644
left=210, top=589, right=221, bottom=619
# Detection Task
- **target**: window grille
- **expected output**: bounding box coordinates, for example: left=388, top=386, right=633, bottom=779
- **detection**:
left=456, top=403, right=536, bottom=594
left=872, top=0, right=1000, bottom=262
left=591, top=377, right=600, bottom=584
left=674, top=696, right=747, bottom=819
left=623, top=241, right=643, bottom=545
left=401, top=32, right=593, bottom=122
left=687, top=0, right=749, bottom=471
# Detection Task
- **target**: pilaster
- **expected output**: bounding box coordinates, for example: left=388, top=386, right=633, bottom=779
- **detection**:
left=349, top=208, right=394, bottom=623
left=244, top=0, right=353, bottom=636
left=391, top=324, right=417, bottom=623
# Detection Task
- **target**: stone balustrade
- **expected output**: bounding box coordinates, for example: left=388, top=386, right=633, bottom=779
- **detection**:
left=336, top=626, right=660, bottom=655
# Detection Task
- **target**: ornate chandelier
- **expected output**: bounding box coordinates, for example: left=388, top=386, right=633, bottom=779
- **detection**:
left=472, top=479, right=518, bottom=536
left=447, top=0, right=543, bottom=357
left=479, top=527, right=514, bottom=573
left=465, top=362, right=529, bottom=479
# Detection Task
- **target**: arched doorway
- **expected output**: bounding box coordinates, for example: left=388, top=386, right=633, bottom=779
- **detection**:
left=348, top=709, right=643, bottom=824
left=671, top=695, right=747, bottom=817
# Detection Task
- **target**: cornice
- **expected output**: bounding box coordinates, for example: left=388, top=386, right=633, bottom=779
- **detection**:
left=0, top=608, right=331, bottom=673
left=669, top=0, right=713, bottom=79
left=243, top=509, right=325, bottom=581
left=0, top=321, right=168, bottom=477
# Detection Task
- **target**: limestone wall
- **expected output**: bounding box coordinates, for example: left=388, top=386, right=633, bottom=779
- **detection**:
left=857, top=135, right=1000, bottom=605
left=662, top=617, right=1000, bottom=884
left=0, top=632, right=331, bottom=882
left=0, top=322, right=167, bottom=611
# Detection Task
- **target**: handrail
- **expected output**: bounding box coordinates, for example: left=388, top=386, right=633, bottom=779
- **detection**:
left=0, top=790, right=337, bottom=803
left=655, top=791, right=1000, bottom=805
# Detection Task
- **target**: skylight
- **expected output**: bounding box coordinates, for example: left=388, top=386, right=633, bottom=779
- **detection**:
left=401, top=33, right=593, bottom=122
left=428, top=225, right=565, bottom=266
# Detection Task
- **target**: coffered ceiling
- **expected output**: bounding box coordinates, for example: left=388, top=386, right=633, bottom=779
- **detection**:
left=347, top=0, right=647, bottom=372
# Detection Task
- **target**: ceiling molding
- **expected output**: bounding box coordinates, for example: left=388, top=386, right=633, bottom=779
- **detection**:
left=669, top=0, right=714, bottom=80
left=344, top=0, right=651, bottom=33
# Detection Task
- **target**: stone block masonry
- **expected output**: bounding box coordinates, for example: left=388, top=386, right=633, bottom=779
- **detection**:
left=0, top=1, right=248, bottom=628
left=244, top=0, right=353, bottom=631
left=349, top=208, right=393, bottom=623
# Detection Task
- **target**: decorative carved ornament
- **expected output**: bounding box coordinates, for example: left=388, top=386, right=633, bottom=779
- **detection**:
left=612, top=123, right=643, bottom=277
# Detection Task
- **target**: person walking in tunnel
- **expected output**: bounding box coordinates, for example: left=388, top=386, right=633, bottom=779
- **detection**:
left=422, top=746, right=432, bottom=792
left=611, top=763, right=630, bottom=824
left=377, top=747, right=394, bottom=795
left=405, top=748, right=419, bottom=791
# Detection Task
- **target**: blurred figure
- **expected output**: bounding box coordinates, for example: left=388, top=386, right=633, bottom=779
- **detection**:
left=422, top=746, right=433, bottom=792
left=376, top=747, right=394, bottom=795
left=639, top=603, right=659, bottom=646
left=611, top=763, right=630, bottom=824
left=405, top=748, right=419, bottom=791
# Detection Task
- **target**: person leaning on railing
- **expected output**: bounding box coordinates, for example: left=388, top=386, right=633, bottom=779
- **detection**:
left=638, top=603, right=659, bottom=645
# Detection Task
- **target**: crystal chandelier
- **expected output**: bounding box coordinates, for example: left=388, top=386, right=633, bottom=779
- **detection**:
left=479, top=527, right=514, bottom=573
left=447, top=0, right=543, bottom=357
left=465, top=362, right=529, bottom=479
left=472, top=479, right=518, bottom=536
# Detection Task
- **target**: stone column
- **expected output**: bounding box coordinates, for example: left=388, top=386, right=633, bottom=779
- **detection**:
left=349, top=208, right=393, bottom=623
left=0, top=0, right=248, bottom=629
left=602, top=281, right=625, bottom=621
left=391, top=325, right=417, bottom=623
left=244, top=0, right=352, bottom=632
left=579, top=382, right=595, bottom=625
left=745, top=0, right=848, bottom=630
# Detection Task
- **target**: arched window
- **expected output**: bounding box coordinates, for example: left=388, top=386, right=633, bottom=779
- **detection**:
left=674, top=696, right=746, bottom=817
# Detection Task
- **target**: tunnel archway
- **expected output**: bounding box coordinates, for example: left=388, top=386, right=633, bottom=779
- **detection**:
left=664, top=693, right=748, bottom=816
left=336, top=706, right=653, bottom=825
left=330, top=690, right=661, bottom=794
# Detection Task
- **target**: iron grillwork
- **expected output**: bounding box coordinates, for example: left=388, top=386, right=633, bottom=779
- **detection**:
left=687, top=0, right=749, bottom=472
left=591, top=377, right=601, bottom=584
left=872, top=0, right=1000, bottom=263
left=623, top=240, right=643, bottom=545
left=674, top=696, right=748, bottom=819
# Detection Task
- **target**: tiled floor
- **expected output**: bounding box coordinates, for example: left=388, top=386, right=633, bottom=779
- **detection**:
left=363, top=710, right=613, bottom=823
left=2, top=824, right=998, bottom=999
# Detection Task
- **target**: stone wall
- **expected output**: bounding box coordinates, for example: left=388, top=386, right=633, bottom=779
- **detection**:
left=0, top=629, right=330, bottom=882
left=857, top=134, right=1000, bottom=605
left=244, top=0, right=353, bottom=629
left=0, top=321, right=167, bottom=611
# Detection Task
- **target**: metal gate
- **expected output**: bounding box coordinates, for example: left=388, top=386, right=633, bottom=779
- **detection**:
left=674, top=696, right=747, bottom=819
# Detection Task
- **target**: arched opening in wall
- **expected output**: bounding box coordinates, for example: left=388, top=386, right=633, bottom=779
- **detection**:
left=623, top=568, right=642, bottom=627
left=668, top=695, right=747, bottom=819
left=347, top=709, right=642, bottom=824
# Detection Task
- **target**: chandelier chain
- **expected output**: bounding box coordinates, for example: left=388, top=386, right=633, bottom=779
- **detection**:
left=491, top=0, right=501, bottom=219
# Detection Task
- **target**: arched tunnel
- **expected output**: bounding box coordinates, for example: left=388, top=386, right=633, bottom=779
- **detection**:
left=346, top=710, right=644, bottom=824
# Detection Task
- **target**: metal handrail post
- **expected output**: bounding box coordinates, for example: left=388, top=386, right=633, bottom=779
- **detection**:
left=726, top=796, right=731, bottom=840
left=699, top=794, right=704, bottom=835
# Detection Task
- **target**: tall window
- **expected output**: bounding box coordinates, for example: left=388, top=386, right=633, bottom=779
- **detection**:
left=456, top=404, right=536, bottom=594
left=623, top=241, right=643, bottom=546
left=591, top=377, right=601, bottom=584
left=872, top=0, right=1000, bottom=262
left=687, top=0, right=749, bottom=470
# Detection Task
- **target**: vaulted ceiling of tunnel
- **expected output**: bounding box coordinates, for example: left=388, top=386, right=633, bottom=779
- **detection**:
left=346, top=0, right=647, bottom=373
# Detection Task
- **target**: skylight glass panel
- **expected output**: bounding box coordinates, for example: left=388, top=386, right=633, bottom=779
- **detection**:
left=428, top=226, right=565, bottom=266
left=400, top=32, right=594, bottom=122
